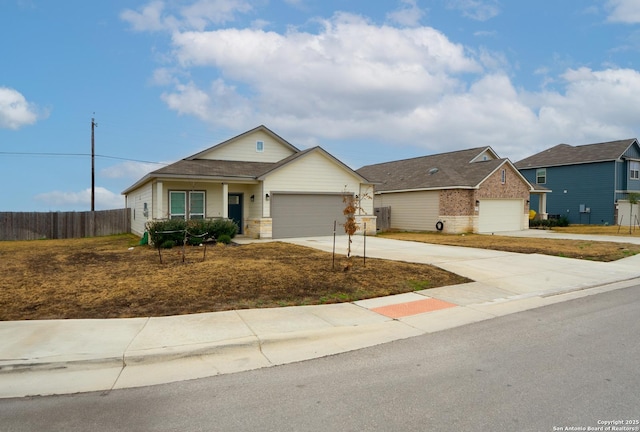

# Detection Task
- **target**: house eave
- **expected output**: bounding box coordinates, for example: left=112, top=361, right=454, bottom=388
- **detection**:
left=122, top=173, right=260, bottom=194
left=517, top=158, right=622, bottom=170
left=376, top=186, right=476, bottom=194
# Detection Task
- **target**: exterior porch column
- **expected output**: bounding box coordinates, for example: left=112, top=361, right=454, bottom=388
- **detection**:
left=538, top=193, right=548, bottom=220
left=156, top=181, right=163, bottom=219
left=222, top=183, right=229, bottom=218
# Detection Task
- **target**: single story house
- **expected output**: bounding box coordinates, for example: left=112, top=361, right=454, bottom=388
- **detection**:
left=515, top=139, right=640, bottom=226
left=123, top=125, right=376, bottom=239
left=356, top=147, right=535, bottom=234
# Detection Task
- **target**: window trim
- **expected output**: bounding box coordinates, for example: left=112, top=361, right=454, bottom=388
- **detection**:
left=189, top=191, right=206, bottom=219
left=169, top=191, right=186, bottom=220
left=630, top=161, right=640, bottom=180
left=501, top=169, right=506, bottom=184
left=536, top=168, right=547, bottom=185
left=256, top=140, right=264, bottom=152
left=169, top=190, right=206, bottom=220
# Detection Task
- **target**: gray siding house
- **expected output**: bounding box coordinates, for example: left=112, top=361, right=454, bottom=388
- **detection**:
left=515, top=139, right=640, bottom=225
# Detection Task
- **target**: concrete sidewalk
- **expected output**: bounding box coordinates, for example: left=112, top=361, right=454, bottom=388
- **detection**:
left=1, top=235, right=639, bottom=399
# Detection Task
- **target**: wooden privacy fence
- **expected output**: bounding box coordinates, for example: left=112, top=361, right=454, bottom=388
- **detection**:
left=0, top=209, right=130, bottom=241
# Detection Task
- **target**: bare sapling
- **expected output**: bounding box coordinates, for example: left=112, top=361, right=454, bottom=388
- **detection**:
left=341, top=189, right=371, bottom=271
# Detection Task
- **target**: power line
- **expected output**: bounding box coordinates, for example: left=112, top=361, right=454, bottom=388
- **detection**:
left=0, top=151, right=166, bottom=165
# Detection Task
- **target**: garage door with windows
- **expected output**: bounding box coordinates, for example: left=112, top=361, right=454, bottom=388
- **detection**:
left=478, top=199, right=523, bottom=233
left=271, top=193, right=347, bottom=239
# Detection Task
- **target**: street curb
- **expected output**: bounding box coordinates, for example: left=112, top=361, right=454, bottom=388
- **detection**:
left=1, top=278, right=638, bottom=392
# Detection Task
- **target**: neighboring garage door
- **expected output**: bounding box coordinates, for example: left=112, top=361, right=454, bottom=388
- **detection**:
left=271, top=193, right=346, bottom=239
left=478, top=199, right=523, bottom=233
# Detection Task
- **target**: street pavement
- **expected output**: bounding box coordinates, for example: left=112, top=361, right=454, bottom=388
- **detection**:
left=1, top=231, right=640, bottom=399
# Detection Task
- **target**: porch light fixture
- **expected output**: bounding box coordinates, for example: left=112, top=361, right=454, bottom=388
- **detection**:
left=265, top=193, right=270, bottom=200
left=475, top=200, right=479, bottom=206
left=250, top=195, right=255, bottom=202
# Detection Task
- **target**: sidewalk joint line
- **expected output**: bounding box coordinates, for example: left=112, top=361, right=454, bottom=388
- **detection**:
left=234, top=311, right=273, bottom=366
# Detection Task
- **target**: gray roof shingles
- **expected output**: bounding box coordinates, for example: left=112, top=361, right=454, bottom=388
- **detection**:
left=151, top=159, right=276, bottom=179
left=356, top=147, right=505, bottom=192
left=514, top=139, right=637, bottom=169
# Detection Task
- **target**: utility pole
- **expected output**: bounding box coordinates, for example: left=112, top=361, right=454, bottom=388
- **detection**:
left=91, top=116, right=98, bottom=211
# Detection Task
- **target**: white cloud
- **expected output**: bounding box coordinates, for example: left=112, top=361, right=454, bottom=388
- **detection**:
left=126, top=3, right=640, bottom=165
left=149, top=67, right=178, bottom=86
left=166, top=13, right=481, bottom=126
left=161, top=79, right=253, bottom=129
left=180, top=0, right=253, bottom=30
left=34, top=187, right=124, bottom=210
left=445, top=0, right=500, bottom=21
left=387, top=0, right=425, bottom=27
left=153, top=10, right=640, bottom=162
left=606, top=0, right=640, bottom=24
left=540, top=67, right=640, bottom=136
left=120, top=0, right=253, bottom=32
left=120, top=0, right=170, bottom=32
left=101, top=161, right=163, bottom=179
left=0, top=86, right=43, bottom=130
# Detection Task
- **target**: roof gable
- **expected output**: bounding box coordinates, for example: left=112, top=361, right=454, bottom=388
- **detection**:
left=356, top=147, right=512, bottom=192
left=188, top=125, right=299, bottom=163
left=515, top=139, right=639, bottom=169
left=258, top=146, right=370, bottom=183
left=470, top=147, right=499, bottom=162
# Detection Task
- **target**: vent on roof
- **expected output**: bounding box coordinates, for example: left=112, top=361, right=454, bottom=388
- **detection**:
left=428, top=167, right=439, bottom=175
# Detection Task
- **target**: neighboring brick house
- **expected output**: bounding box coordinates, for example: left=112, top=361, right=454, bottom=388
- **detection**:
left=356, top=147, right=535, bottom=234
left=123, top=125, right=375, bottom=239
left=515, top=139, right=640, bottom=226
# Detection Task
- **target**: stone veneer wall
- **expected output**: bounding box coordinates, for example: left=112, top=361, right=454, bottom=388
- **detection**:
left=439, top=215, right=475, bottom=233
left=438, top=165, right=530, bottom=234
left=244, top=218, right=272, bottom=239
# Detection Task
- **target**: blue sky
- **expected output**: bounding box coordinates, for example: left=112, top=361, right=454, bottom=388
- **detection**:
left=2, top=0, right=640, bottom=211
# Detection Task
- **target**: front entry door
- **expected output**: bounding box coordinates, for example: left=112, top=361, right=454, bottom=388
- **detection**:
left=228, top=193, right=243, bottom=234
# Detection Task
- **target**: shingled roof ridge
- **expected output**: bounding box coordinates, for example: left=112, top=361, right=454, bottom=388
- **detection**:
left=359, top=146, right=488, bottom=169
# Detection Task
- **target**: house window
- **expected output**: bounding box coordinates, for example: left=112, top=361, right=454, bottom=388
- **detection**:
left=256, top=141, right=264, bottom=152
left=501, top=169, right=506, bottom=184
left=631, top=161, right=640, bottom=180
left=169, top=191, right=205, bottom=220
left=536, top=168, right=546, bottom=184
left=189, top=191, right=205, bottom=219
left=169, top=191, right=186, bottom=219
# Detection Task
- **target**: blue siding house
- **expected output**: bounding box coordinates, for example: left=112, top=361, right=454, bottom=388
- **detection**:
left=515, top=139, right=640, bottom=225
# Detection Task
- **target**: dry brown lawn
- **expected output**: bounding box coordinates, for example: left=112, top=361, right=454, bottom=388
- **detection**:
left=3, top=226, right=638, bottom=321
left=0, top=235, right=470, bottom=321
left=381, top=225, right=640, bottom=262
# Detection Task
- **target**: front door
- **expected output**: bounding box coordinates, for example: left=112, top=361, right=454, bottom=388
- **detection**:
left=228, top=193, right=243, bottom=234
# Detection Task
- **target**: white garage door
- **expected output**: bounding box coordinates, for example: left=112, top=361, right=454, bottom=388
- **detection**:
left=271, top=193, right=346, bottom=239
left=478, top=199, right=523, bottom=233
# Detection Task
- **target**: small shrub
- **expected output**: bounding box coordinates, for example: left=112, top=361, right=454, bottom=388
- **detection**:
left=145, top=218, right=238, bottom=247
left=556, top=216, right=570, bottom=227
left=160, top=239, right=176, bottom=249
left=217, top=234, right=232, bottom=244
left=187, top=236, right=203, bottom=246
left=146, top=219, right=186, bottom=246
left=529, top=216, right=570, bottom=229
left=209, top=219, right=238, bottom=239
